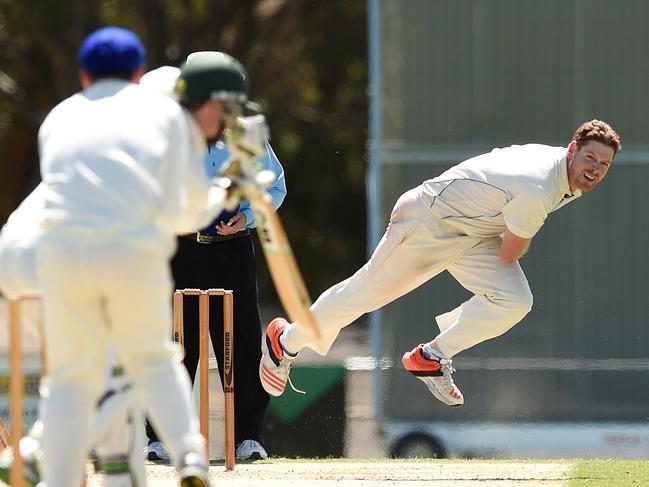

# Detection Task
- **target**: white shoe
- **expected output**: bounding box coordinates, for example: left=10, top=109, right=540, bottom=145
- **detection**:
left=235, top=439, right=268, bottom=460
left=146, top=441, right=169, bottom=461
left=179, top=452, right=210, bottom=487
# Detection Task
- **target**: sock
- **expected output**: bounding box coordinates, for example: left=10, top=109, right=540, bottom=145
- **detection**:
left=421, top=342, right=446, bottom=361
left=279, top=334, right=298, bottom=358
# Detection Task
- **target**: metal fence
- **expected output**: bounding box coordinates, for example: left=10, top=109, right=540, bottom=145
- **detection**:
left=368, top=0, right=649, bottom=425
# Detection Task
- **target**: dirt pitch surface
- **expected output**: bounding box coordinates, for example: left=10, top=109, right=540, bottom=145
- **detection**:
left=88, top=461, right=571, bottom=486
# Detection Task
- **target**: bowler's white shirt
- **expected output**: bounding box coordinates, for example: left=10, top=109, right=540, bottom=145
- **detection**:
left=38, top=79, right=222, bottom=250
left=421, top=144, right=581, bottom=239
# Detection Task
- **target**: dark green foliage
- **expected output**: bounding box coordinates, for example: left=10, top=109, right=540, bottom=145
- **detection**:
left=0, top=0, right=368, bottom=301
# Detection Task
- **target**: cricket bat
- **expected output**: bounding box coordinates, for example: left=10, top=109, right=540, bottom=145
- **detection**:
left=222, top=118, right=321, bottom=339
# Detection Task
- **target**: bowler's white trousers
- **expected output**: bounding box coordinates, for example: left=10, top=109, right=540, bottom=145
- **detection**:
left=282, top=186, right=534, bottom=358
left=37, top=236, right=204, bottom=486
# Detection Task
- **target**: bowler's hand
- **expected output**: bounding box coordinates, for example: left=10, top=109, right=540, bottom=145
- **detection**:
left=499, top=229, right=531, bottom=265
left=216, top=212, right=246, bottom=235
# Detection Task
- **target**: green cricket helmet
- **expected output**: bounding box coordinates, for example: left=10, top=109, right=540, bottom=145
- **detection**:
left=175, top=51, right=258, bottom=111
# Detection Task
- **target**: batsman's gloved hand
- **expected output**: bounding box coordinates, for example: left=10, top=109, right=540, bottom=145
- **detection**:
left=218, top=159, right=277, bottom=194
left=211, top=176, right=241, bottom=211
left=225, top=115, right=270, bottom=175
left=220, top=115, right=274, bottom=201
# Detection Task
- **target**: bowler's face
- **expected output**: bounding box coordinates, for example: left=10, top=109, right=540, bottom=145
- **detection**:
left=567, top=140, right=614, bottom=193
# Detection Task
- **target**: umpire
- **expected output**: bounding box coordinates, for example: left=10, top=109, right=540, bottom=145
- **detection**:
left=146, top=51, right=286, bottom=462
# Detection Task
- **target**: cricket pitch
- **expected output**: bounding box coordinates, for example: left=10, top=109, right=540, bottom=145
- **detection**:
left=88, top=460, right=571, bottom=486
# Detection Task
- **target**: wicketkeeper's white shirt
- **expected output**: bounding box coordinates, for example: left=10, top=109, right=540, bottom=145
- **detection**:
left=421, top=144, right=581, bottom=239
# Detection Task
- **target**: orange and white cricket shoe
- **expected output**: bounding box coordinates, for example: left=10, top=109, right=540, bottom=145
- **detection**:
left=402, top=344, right=464, bottom=407
left=259, top=318, right=297, bottom=397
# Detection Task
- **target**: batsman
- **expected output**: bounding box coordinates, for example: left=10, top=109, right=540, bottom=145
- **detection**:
left=260, top=119, right=621, bottom=406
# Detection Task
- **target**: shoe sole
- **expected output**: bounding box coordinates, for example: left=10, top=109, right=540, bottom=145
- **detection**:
left=179, top=462, right=209, bottom=487
left=417, top=376, right=464, bottom=407
left=180, top=476, right=208, bottom=487
left=237, top=451, right=267, bottom=461
left=147, top=452, right=169, bottom=461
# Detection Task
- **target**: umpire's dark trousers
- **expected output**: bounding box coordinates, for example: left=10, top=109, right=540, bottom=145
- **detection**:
left=147, top=230, right=270, bottom=446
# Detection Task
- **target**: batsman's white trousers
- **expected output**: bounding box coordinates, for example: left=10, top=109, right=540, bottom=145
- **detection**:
left=283, top=186, right=533, bottom=358
left=37, top=237, right=204, bottom=487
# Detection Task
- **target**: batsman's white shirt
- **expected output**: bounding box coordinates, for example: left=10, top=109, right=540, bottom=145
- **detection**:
left=283, top=143, right=581, bottom=358
left=36, top=79, right=219, bottom=486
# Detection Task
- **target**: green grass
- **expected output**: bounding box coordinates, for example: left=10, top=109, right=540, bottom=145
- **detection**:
left=569, top=460, right=649, bottom=486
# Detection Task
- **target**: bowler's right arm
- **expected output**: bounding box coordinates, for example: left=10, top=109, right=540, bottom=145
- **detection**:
left=499, top=229, right=531, bottom=265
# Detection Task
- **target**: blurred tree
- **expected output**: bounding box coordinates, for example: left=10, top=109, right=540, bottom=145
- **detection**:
left=0, top=0, right=367, bottom=304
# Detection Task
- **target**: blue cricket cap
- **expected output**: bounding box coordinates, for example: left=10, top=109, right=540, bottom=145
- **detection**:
left=78, top=26, right=146, bottom=76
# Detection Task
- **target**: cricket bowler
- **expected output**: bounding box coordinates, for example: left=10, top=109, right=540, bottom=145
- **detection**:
left=259, top=119, right=621, bottom=408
